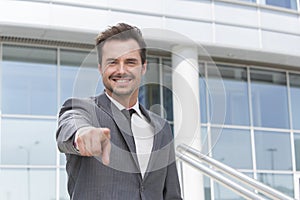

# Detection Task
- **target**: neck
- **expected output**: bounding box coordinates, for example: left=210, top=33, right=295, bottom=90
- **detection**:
left=106, top=91, right=138, bottom=108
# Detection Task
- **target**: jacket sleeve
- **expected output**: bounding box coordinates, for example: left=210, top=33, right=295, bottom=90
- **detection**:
left=163, top=127, right=183, bottom=200
left=56, top=98, right=95, bottom=155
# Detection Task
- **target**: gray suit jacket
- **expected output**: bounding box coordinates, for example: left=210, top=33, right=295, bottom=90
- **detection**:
left=56, top=93, right=182, bottom=200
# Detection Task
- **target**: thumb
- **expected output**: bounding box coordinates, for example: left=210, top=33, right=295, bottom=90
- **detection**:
left=100, top=128, right=111, bottom=165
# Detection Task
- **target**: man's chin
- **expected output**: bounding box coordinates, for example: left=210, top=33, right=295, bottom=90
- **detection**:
left=110, top=89, right=134, bottom=98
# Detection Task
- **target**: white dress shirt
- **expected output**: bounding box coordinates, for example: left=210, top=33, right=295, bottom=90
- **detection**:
left=106, top=93, right=154, bottom=178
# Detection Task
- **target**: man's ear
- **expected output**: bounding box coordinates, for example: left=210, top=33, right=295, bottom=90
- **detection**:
left=142, top=61, right=147, bottom=75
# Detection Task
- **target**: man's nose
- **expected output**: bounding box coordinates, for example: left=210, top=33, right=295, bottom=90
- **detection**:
left=117, top=62, right=126, bottom=73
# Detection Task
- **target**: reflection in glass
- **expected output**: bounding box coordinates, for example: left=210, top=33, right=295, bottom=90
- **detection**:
left=210, top=65, right=249, bottom=126
left=214, top=173, right=253, bottom=200
left=203, top=175, right=211, bottom=200
left=60, top=50, right=103, bottom=104
left=294, top=133, right=300, bottom=171
left=257, top=173, right=294, bottom=197
left=60, top=169, right=69, bottom=200
left=139, top=58, right=160, bottom=115
left=207, top=64, right=227, bottom=125
left=255, top=130, right=292, bottom=170
left=2, top=45, right=57, bottom=115
left=213, top=181, right=245, bottom=200
left=200, top=127, right=209, bottom=155
left=1, top=118, right=57, bottom=165
left=162, top=59, right=174, bottom=121
left=212, top=128, right=252, bottom=169
left=199, top=63, right=207, bottom=123
left=0, top=168, right=55, bottom=200
left=251, top=69, right=289, bottom=129
left=290, top=73, right=300, bottom=130
left=60, top=153, right=66, bottom=166
left=265, top=0, right=297, bottom=10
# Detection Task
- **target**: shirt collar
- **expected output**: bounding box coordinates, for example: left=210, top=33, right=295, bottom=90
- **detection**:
left=105, top=92, right=142, bottom=117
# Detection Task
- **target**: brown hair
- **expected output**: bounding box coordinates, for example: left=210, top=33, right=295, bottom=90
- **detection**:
left=96, top=23, right=147, bottom=65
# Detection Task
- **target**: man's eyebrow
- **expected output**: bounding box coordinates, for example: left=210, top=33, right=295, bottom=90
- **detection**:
left=125, top=58, right=138, bottom=62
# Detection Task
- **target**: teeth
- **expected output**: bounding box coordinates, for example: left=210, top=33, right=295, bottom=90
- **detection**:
left=116, top=79, right=129, bottom=83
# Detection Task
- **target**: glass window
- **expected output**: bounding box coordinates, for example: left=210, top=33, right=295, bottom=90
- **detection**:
left=162, top=59, right=173, bottom=121
left=255, top=130, right=292, bottom=170
left=289, top=73, right=300, bottom=130
left=2, top=45, right=57, bottom=115
left=0, top=169, right=56, bottom=200
left=200, top=127, right=209, bottom=155
left=211, top=65, right=250, bottom=126
left=1, top=118, right=57, bottom=165
left=257, top=173, right=294, bottom=197
left=60, top=153, right=66, bottom=166
left=295, top=133, right=300, bottom=171
left=213, top=172, right=254, bottom=200
left=60, top=50, right=103, bottom=104
left=206, top=64, right=229, bottom=126
left=139, top=57, right=161, bottom=115
left=60, top=169, right=69, bottom=200
left=251, top=69, right=289, bottom=129
left=199, top=63, right=207, bottom=123
left=265, top=0, right=297, bottom=10
left=213, top=181, right=245, bottom=200
left=211, top=128, right=252, bottom=169
left=203, top=176, right=211, bottom=200
left=239, top=0, right=256, bottom=2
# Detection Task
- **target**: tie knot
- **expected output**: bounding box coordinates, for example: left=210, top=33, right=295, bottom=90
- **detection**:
left=121, top=109, right=136, bottom=120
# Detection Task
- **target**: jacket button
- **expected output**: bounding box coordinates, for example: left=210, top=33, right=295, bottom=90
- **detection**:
left=140, top=185, right=144, bottom=192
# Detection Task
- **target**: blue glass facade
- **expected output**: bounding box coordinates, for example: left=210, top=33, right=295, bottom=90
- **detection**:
left=0, top=44, right=173, bottom=200
left=200, top=63, right=300, bottom=199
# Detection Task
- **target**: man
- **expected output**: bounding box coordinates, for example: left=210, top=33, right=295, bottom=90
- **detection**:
left=56, top=23, right=182, bottom=200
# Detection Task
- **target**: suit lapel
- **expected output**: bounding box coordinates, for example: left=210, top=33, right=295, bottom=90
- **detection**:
left=95, top=93, right=140, bottom=171
left=95, top=94, right=170, bottom=179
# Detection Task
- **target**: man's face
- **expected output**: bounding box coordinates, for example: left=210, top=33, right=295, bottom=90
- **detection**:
left=99, top=39, right=146, bottom=99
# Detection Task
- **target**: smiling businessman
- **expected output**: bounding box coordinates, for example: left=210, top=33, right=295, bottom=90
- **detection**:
left=56, top=23, right=182, bottom=200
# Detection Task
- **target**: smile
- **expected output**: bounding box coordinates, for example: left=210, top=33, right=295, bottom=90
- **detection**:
left=111, top=76, right=133, bottom=84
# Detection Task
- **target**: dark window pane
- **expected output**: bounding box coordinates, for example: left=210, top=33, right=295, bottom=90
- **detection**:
left=162, top=59, right=173, bottom=121
left=290, top=73, right=300, bottom=130
left=212, top=128, right=252, bottom=169
left=2, top=45, right=57, bottom=115
left=255, top=130, right=292, bottom=170
left=1, top=118, right=57, bottom=165
left=251, top=69, right=289, bottom=129
left=139, top=58, right=160, bottom=115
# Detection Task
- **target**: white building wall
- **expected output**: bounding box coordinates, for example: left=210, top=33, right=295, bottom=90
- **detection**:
left=0, top=0, right=300, bottom=60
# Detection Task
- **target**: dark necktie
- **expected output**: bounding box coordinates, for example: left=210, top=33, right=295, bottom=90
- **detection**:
left=121, top=109, right=137, bottom=153
left=121, top=109, right=136, bottom=125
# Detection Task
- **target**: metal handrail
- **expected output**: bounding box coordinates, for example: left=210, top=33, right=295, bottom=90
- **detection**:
left=176, top=143, right=295, bottom=200
left=176, top=151, right=264, bottom=200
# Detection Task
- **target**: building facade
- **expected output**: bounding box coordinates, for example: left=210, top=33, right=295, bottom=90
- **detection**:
left=0, top=0, right=300, bottom=199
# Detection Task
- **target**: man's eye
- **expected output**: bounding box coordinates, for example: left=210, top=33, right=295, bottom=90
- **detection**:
left=108, top=61, right=117, bottom=65
left=127, top=61, right=137, bottom=65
